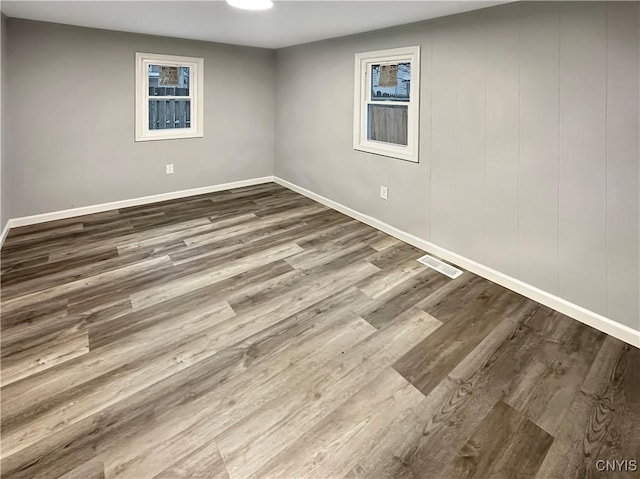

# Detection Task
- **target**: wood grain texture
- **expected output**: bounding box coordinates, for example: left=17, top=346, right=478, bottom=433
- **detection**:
left=0, top=329, right=89, bottom=387
left=57, top=460, right=105, bottom=479
left=1, top=182, right=637, bottom=479
left=153, top=439, right=229, bottom=479
left=445, top=401, right=553, bottom=479
left=536, top=338, right=640, bottom=479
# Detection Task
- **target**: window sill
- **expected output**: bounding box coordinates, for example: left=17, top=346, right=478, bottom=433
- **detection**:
left=354, top=142, right=418, bottom=163
left=135, top=131, right=203, bottom=142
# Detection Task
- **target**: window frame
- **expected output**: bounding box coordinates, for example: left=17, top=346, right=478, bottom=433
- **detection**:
left=135, top=52, right=204, bottom=142
left=353, top=46, right=420, bottom=163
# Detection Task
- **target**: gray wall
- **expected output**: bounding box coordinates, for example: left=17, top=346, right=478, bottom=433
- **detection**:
left=1, top=14, right=6, bottom=230
left=3, top=4, right=639, bottom=331
left=5, top=19, right=275, bottom=218
left=275, top=2, right=640, bottom=330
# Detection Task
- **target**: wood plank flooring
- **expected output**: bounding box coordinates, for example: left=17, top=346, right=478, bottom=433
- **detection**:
left=1, top=182, right=638, bottom=479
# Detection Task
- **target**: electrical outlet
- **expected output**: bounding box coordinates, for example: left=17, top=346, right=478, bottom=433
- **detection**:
left=380, top=185, right=388, bottom=200
left=166, top=164, right=174, bottom=175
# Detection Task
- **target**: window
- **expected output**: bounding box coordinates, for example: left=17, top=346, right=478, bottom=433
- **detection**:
left=353, top=46, right=420, bottom=162
left=135, top=52, right=204, bottom=141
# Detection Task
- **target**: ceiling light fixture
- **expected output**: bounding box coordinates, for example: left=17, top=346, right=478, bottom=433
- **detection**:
left=226, top=0, right=274, bottom=11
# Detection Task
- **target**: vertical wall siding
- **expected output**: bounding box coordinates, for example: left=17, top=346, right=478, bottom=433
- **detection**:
left=437, top=1, right=639, bottom=325
left=275, top=1, right=640, bottom=330
left=455, top=16, right=486, bottom=263
left=430, top=1, right=638, bottom=324
left=517, top=3, right=560, bottom=295
left=430, top=23, right=460, bottom=253
left=484, top=7, right=519, bottom=279
left=606, top=3, right=640, bottom=326
left=558, top=2, right=608, bottom=315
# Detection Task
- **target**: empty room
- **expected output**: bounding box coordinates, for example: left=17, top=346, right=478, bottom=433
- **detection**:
left=0, top=0, right=638, bottom=478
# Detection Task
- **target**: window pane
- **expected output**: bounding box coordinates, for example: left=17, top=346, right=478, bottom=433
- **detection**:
left=367, top=104, right=408, bottom=146
left=148, top=65, right=190, bottom=96
left=149, top=99, right=191, bottom=130
left=370, top=62, right=411, bottom=102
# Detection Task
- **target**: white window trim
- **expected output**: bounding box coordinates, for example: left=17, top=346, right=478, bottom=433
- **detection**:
left=353, top=46, right=420, bottom=163
left=135, top=52, right=204, bottom=142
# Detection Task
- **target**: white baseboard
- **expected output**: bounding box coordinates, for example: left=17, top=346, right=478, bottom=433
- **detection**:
left=2, top=173, right=637, bottom=348
left=274, top=176, right=640, bottom=349
left=0, top=221, right=11, bottom=248
left=1, top=176, right=274, bottom=246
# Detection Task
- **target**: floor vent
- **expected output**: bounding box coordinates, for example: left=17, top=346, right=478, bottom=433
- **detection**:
left=417, top=254, right=463, bottom=279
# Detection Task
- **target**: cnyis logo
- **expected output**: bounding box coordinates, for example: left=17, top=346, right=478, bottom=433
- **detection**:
left=595, top=459, right=638, bottom=472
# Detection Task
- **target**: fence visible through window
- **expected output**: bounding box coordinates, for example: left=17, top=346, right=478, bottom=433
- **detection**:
left=148, top=65, right=191, bottom=130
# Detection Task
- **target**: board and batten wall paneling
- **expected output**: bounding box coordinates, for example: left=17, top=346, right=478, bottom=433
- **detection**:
left=558, top=2, right=608, bottom=315
left=517, top=2, right=560, bottom=295
left=606, top=2, right=640, bottom=327
left=484, top=7, right=519, bottom=278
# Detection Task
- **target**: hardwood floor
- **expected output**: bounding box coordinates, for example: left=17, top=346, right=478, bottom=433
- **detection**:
left=1, top=182, right=638, bottom=479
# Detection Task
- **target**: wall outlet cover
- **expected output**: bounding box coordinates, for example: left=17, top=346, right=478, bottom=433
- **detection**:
left=380, top=186, right=388, bottom=200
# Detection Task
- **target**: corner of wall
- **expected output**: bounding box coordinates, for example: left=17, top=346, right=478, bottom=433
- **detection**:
left=271, top=48, right=279, bottom=179
left=0, top=13, right=7, bottom=233
left=273, top=48, right=283, bottom=179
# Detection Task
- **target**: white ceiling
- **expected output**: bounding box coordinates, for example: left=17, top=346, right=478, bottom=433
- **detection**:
left=1, top=1, right=509, bottom=49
